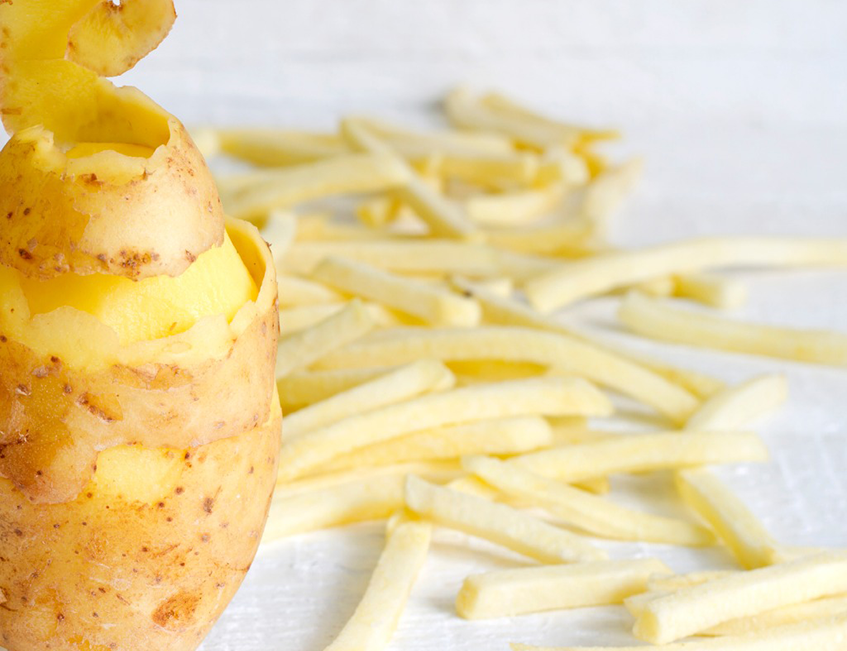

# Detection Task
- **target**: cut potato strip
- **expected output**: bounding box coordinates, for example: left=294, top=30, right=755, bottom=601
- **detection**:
left=464, top=456, right=715, bottom=546
left=465, top=185, right=564, bottom=226
left=482, top=216, right=594, bottom=256
left=278, top=301, right=400, bottom=338
left=452, top=275, right=514, bottom=298
left=478, top=91, right=620, bottom=144
left=356, top=116, right=515, bottom=155
left=441, top=151, right=540, bottom=187
left=217, top=128, right=348, bottom=166
left=276, top=460, right=463, bottom=495
left=262, top=210, right=298, bottom=258
left=322, top=416, right=553, bottom=472
left=263, top=475, right=406, bottom=540
left=577, top=159, right=643, bottom=237
left=280, top=240, right=557, bottom=279
left=457, top=559, right=669, bottom=620
left=707, top=594, right=847, bottom=637
left=633, top=551, right=847, bottom=644
left=405, top=476, right=604, bottom=563
left=674, top=273, right=748, bottom=310
left=278, top=366, right=401, bottom=411
left=275, top=300, right=375, bottom=378
left=322, top=519, right=432, bottom=651
left=278, top=275, right=344, bottom=307
left=445, top=88, right=575, bottom=150
left=223, top=152, right=411, bottom=220
left=647, top=571, right=736, bottom=592
left=277, top=377, right=612, bottom=481
left=341, top=119, right=477, bottom=238
left=677, top=374, right=788, bottom=569
left=285, top=360, right=455, bottom=439
left=452, top=277, right=720, bottom=400
left=315, top=326, right=700, bottom=423
left=515, top=431, right=768, bottom=483
left=512, top=614, right=847, bottom=651
left=620, top=292, right=847, bottom=365
left=313, top=256, right=481, bottom=327
left=687, top=373, right=788, bottom=431
left=526, top=236, right=847, bottom=312
left=676, top=469, right=779, bottom=570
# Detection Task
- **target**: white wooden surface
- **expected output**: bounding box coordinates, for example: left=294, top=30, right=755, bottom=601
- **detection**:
left=121, top=2, right=847, bottom=648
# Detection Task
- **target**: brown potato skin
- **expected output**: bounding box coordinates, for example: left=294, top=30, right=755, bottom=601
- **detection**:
left=0, top=119, right=225, bottom=281
left=0, top=401, right=281, bottom=651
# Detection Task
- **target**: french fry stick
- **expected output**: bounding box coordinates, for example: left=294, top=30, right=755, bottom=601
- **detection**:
left=511, top=614, right=847, bottom=651
left=315, top=326, right=700, bottom=423
left=478, top=90, right=620, bottom=144
left=341, top=119, right=478, bottom=238
left=280, top=240, right=558, bottom=279
left=277, top=460, right=462, bottom=495
left=451, top=277, right=723, bottom=400
left=312, top=256, right=481, bottom=326
left=464, top=456, right=715, bottom=546
left=526, top=236, right=847, bottom=312
left=275, top=300, right=375, bottom=378
left=355, top=116, right=515, bottom=155
left=675, top=374, right=789, bottom=568
left=457, top=559, right=669, bottom=620
left=405, top=476, right=604, bottom=563
left=263, top=474, right=406, bottom=541
left=673, top=273, right=748, bottom=310
left=284, top=360, right=455, bottom=439
left=322, top=519, right=432, bottom=651
left=633, top=551, right=847, bottom=644
left=217, top=128, right=348, bottom=166
left=262, top=210, right=298, bottom=258
left=465, top=185, right=564, bottom=226
left=514, top=431, right=769, bottom=483
left=277, top=275, right=344, bottom=307
left=706, top=594, right=847, bottom=637
left=619, top=292, right=847, bottom=364
left=277, top=377, right=612, bottom=481
left=322, top=417, right=553, bottom=472
left=647, top=571, right=736, bottom=592
left=278, top=367, right=400, bottom=411
left=223, top=152, right=411, bottom=221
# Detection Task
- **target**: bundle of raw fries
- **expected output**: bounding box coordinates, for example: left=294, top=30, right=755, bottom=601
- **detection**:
left=199, top=88, right=847, bottom=650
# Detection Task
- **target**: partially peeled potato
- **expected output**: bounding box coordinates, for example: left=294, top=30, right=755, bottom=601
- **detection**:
left=0, top=2, right=281, bottom=650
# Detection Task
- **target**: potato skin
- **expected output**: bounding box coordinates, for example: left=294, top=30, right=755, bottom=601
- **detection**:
left=0, top=119, right=225, bottom=281
left=0, top=220, right=279, bottom=504
left=0, top=399, right=281, bottom=651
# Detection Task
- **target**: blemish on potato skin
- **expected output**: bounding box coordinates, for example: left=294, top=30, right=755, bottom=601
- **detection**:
left=202, top=497, right=214, bottom=514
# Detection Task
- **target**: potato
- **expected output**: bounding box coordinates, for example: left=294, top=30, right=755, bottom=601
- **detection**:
left=0, top=0, right=224, bottom=281
left=0, top=3, right=282, bottom=650
left=0, top=398, right=281, bottom=651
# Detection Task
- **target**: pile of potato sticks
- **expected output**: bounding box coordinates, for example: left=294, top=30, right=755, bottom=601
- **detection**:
left=200, top=88, right=847, bottom=650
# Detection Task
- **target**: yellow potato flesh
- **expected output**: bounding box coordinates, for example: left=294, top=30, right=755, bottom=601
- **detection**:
left=20, top=232, right=258, bottom=345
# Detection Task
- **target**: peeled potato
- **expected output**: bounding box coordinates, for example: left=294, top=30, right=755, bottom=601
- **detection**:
left=0, top=2, right=282, bottom=650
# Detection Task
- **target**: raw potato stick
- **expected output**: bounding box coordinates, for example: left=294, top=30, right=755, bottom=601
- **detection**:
left=514, top=431, right=769, bottom=483
left=224, top=152, right=410, bottom=220
left=277, top=275, right=344, bottom=307
left=284, top=360, right=456, bottom=438
left=263, top=474, right=406, bottom=540
left=457, top=559, right=670, bottom=619
left=275, top=300, right=375, bottom=378
left=341, top=119, right=478, bottom=238
left=633, top=551, right=847, bottom=644
left=677, top=374, right=788, bottom=568
left=526, top=236, right=847, bottom=312
left=280, top=240, right=557, bottom=279
left=312, top=256, right=481, bottom=326
left=277, top=376, right=612, bottom=481
left=673, top=272, right=747, bottom=310
left=404, top=476, right=604, bottom=563
left=321, top=416, right=553, bottom=472
left=322, top=519, right=432, bottom=651
left=619, top=292, right=847, bottom=365
left=315, top=326, right=700, bottom=423
left=511, top=613, right=847, bottom=651
left=452, top=277, right=723, bottom=400
left=278, top=367, right=401, bottom=411
left=463, top=456, right=715, bottom=546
